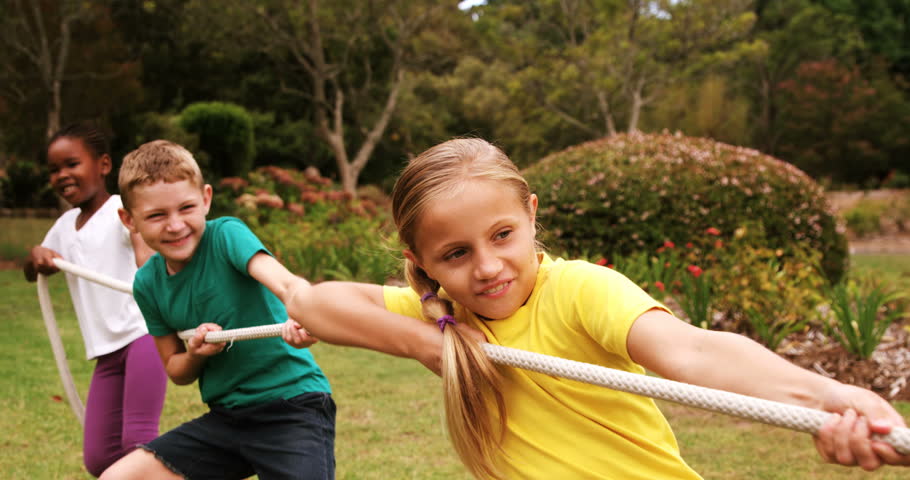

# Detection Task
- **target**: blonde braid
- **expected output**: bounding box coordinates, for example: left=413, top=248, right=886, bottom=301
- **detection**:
left=406, top=260, right=507, bottom=479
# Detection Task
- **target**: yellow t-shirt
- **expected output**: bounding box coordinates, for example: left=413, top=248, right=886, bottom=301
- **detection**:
left=383, top=254, right=702, bottom=479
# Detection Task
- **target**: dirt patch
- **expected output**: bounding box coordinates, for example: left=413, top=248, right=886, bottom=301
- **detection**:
left=0, top=259, right=22, bottom=271
left=779, top=324, right=910, bottom=402
left=848, top=233, right=910, bottom=254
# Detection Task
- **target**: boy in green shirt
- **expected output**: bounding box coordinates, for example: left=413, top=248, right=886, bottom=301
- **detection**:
left=102, top=140, right=333, bottom=480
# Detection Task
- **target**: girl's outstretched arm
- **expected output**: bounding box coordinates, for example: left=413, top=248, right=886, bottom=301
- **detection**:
left=627, top=309, right=910, bottom=470
left=247, top=251, right=445, bottom=371
left=284, top=280, right=446, bottom=375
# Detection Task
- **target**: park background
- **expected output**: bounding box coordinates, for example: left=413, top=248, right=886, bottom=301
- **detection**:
left=1, top=0, right=910, bottom=478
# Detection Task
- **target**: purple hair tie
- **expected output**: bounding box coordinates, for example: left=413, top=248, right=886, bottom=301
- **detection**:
left=420, top=292, right=438, bottom=303
left=436, top=315, right=456, bottom=332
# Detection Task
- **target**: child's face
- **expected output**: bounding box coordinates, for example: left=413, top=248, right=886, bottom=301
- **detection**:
left=405, top=180, right=540, bottom=320
left=120, top=179, right=212, bottom=275
left=47, top=136, right=111, bottom=208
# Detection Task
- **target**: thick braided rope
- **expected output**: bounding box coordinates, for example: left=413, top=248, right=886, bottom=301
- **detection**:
left=36, top=273, right=86, bottom=426
left=49, top=259, right=910, bottom=453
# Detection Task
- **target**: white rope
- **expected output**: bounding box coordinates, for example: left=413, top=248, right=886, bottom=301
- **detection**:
left=48, top=260, right=910, bottom=454
left=54, top=258, right=133, bottom=294
left=36, top=273, right=86, bottom=426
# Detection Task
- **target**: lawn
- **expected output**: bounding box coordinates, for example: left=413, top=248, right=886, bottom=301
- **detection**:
left=2, top=215, right=909, bottom=478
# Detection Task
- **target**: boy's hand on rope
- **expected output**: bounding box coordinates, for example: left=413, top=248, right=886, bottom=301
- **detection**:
left=814, top=383, right=910, bottom=470
left=281, top=319, right=319, bottom=349
left=186, top=323, right=227, bottom=357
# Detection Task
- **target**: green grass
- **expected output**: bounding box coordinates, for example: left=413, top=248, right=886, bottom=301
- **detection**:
left=851, top=253, right=910, bottom=288
left=0, top=270, right=467, bottom=480
left=0, top=217, right=54, bottom=262
left=3, top=270, right=910, bottom=479
left=1, top=215, right=909, bottom=479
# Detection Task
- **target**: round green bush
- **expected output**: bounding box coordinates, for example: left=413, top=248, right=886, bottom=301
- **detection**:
left=179, top=101, right=256, bottom=179
left=522, top=132, right=848, bottom=282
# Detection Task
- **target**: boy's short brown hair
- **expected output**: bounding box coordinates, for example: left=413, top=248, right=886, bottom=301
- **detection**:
left=118, top=140, right=204, bottom=210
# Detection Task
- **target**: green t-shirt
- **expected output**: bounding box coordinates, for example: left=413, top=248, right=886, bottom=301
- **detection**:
left=134, top=216, right=330, bottom=408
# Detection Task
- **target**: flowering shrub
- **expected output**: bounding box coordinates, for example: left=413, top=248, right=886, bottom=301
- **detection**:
left=709, top=224, right=827, bottom=346
left=522, top=131, right=848, bottom=282
left=212, top=165, right=400, bottom=284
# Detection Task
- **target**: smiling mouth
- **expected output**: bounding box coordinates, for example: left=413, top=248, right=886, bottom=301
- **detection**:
left=58, top=184, right=77, bottom=196
left=164, top=233, right=191, bottom=246
left=481, top=281, right=510, bottom=295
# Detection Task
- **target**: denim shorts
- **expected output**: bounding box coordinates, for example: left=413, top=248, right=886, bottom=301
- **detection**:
left=143, top=392, right=335, bottom=480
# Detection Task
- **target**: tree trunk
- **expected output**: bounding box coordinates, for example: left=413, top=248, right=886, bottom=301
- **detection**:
left=627, top=78, right=644, bottom=133
left=597, top=90, right=617, bottom=137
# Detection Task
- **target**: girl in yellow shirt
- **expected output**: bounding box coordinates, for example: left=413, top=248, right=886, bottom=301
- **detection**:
left=281, top=138, right=909, bottom=479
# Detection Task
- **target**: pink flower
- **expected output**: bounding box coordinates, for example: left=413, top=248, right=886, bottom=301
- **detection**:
left=595, top=257, right=608, bottom=266
left=687, top=265, right=703, bottom=278
left=654, top=281, right=665, bottom=292
left=705, top=227, right=721, bottom=236
left=287, top=202, right=305, bottom=216
left=663, top=240, right=675, bottom=249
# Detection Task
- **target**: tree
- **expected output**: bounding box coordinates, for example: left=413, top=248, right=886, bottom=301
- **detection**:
left=450, top=0, right=756, bottom=159
left=0, top=0, right=142, bottom=162
left=1, top=0, right=99, bottom=139
left=189, top=0, right=465, bottom=194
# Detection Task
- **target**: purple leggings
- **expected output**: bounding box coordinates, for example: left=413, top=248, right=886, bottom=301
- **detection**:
left=83, top=334, right=167, bottom=477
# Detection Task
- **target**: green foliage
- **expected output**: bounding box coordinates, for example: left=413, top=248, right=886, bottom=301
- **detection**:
left=677, top=266, right=713, bottom=330
left=122, top=112, right=208, bottom=169
left=843, top=204, right=883, bottom=238
left=823, top=279, right=906, bottom=359
left=709, top=225, right=827, bottom=345
left=0, top=159, right=57, bottom=208
left=249, top=112, right=332, bottom=172
left=523, top=132, right=849, bottom=282
left=180, top=101, right=256, bottom=180
left=213, top=165, right=399, bottom=284
left=776, top=59, right=910, bottom=185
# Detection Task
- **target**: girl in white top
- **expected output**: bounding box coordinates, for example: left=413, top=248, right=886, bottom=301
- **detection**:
left=24, top=122, right=167, bottom=477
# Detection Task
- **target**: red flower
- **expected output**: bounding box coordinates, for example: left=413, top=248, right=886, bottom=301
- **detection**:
left=654, top=281, right=665, bottom=292
left=663, top=240, right=675, bottom=249
left=686, top=242, right=694, bottom=249
left=595, top=257, right=608, bottom=266
left=714, top=240, right=724, bottom=249
left=705, top=227, right=721, bottom=236
left=607, top=264, right=614, bottom=269
left=687, top=265, right=703, bottom=278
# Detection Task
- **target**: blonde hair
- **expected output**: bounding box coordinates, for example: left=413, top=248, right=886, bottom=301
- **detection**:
left=118, top=140, right=204, bottom=210
left=392, top=138, right=533, bottom=479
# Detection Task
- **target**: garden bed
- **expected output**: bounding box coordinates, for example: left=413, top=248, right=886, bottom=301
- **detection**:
left=779, top=323, right=910, bottom=401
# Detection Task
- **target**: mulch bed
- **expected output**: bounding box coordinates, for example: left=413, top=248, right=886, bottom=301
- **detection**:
left=778, top=323, right=910, bottom=402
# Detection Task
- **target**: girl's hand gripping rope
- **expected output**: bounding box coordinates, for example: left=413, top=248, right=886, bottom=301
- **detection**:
left=814, top=383, right=910, bottom=470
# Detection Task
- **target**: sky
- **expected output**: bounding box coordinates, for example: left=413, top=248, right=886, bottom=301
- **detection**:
left=458, top=0, right=486, bottom=10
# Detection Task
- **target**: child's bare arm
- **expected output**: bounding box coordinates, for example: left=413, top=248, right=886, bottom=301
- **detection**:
left=152, top=326, right=225, bottom=385
left=129, top=230, right=155, bottom=268
left=247, top=252, right=445, bottom=373
left=23, top=245, right=62, bottom=282
left=627, top=309, right=910, bottom=470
